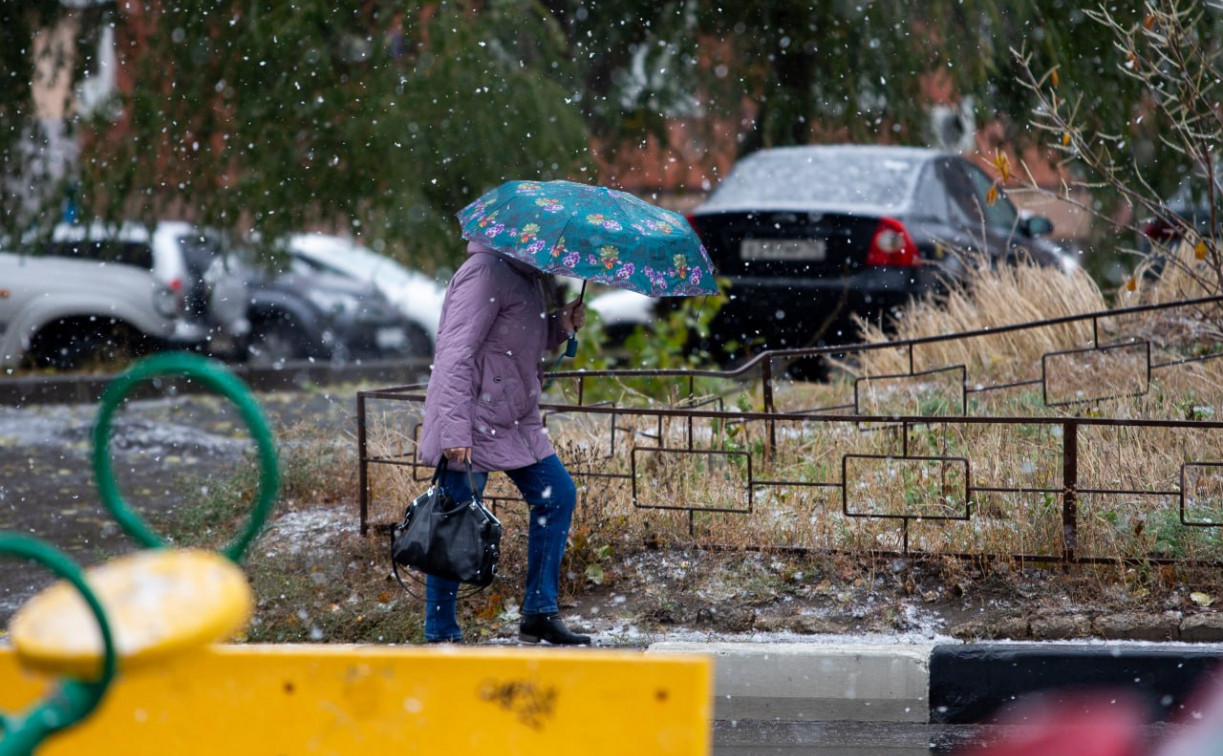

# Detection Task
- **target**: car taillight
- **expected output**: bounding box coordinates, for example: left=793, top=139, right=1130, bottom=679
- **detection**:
left=153, top=283, right=179, bottom=318
left=1141, top=217, right=1179, bottom=242
left=866, top=217, right=920, bottom=267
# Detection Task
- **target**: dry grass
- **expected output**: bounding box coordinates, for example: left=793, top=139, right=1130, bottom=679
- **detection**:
left=844, top=259, right=1108, bottom=381
left=1130, top=240, right=1216, bottom=304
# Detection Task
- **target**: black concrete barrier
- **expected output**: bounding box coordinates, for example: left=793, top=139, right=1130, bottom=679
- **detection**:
left=929, top=643, right=1223, bottom=724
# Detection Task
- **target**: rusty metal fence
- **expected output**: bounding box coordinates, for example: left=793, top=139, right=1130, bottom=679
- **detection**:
left=358, top=295, right=1223, bottom=566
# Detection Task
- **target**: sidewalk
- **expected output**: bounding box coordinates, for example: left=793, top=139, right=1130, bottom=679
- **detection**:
left=647, top=640, right=1223, bottom=726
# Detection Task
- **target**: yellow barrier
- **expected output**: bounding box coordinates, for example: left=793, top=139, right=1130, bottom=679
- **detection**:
left=0, top=644, right=711, bottom=755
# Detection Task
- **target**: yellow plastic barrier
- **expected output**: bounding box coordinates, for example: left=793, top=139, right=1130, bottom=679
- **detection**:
left=0, top=644, right=711, bottom=755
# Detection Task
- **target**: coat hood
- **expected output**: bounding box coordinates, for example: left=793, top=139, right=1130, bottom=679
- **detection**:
left=466, top=240, right=541, bottom=280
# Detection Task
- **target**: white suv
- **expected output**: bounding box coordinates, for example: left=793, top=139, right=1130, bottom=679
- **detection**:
left=45, top=221, right=250, bottom=358
left=0, top=250, right=181, bottom=369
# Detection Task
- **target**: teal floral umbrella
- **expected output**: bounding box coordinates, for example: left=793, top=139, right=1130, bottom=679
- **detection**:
left=457, top=180, right=718, bottom=299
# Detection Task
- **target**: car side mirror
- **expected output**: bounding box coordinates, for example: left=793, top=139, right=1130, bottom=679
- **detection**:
left=1024, top=215, right=1055, bottom=238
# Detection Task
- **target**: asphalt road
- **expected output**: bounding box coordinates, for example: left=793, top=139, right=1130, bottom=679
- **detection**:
left=715, top=721, right=972, bottom=755
left=712, top=721, right=1185, bottom=755
left=0, top=378, right=366, bottom=623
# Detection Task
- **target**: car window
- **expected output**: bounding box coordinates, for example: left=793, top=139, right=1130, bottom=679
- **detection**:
left=44, top=240, right=154, bottom=270
left=289, top=256, right=326, bottom=275
left=911, top=163, right=948, bottom=220
left=965, top=162, right=1018, bottom=230
left=177, top=234, right=223, bottom=275
left=1168, top=176, right=1222, bottom=216
left=942, top=160, right=982, bottom=226
left=943, top=160, right=1019, bottom=232
left=702, top=148, right=924, bottom=212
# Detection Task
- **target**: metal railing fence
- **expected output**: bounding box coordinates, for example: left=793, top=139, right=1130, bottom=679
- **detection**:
left=358, top=295, right=1223, bottom=566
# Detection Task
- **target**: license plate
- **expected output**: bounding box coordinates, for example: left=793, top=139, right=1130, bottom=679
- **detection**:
left=741, top=238, right=827, bottom=261
left=376, top=327, right=406, bottom=350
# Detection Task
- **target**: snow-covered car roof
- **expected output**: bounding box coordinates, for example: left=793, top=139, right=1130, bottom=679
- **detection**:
left=694, top=144, right=941, bottom=216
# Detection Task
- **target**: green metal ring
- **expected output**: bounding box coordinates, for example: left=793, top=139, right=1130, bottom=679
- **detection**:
left=0, top=534, right=115, bottom=754
left=90, top=352, right=280, bottom=563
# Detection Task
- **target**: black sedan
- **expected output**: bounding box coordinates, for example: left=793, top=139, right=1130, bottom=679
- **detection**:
left=686, top=144, right=1078, bottom=359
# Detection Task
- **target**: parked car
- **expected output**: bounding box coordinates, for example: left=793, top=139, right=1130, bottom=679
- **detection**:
left=42, top=221, right=250, bottom=359
left=1137, top=172, right=1223, bottom=282
left=39, top=222, right=424, bottom=367
left=283, top=233, right=444, bottom=355
left=0, top=250, right=181, bottom=369
left=686, top=144, right=1078, bottom=359
left=553, top=277, right=657, bottom=346
left=585, top=287, right=657, bottom=343
left=240, top=249, right=422, bottom=367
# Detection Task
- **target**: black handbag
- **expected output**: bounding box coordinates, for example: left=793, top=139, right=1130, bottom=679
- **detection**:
left=390, top=457, right=502, bottom=593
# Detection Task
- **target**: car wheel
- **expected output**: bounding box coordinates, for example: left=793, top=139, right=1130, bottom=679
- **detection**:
left=27, top=318, right=146, bottom=370
left=247, top=318, right=306, bottom=368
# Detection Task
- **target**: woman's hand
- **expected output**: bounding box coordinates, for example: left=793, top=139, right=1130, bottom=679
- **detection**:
left=444, top=447, right=472, bottom=465
left=560, top=300, right=586, bottom=335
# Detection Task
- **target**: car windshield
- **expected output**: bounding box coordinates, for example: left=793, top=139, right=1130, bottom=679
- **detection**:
left=701, top=147, right=925, bottom=213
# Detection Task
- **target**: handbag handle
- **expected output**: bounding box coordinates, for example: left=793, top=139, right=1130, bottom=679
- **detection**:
left=433, top=456, right=481, bottom=500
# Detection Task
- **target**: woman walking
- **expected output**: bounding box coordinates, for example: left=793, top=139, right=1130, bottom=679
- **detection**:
left=417, top=239, right=589, bottom=645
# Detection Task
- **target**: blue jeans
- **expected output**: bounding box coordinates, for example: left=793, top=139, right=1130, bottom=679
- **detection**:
left=424, top=454, right=577, bottom=642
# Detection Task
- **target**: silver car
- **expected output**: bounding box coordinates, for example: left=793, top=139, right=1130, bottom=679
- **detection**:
left=45, top=221, right=251, bottom=359
left=0, top=251, right=180, bottom=369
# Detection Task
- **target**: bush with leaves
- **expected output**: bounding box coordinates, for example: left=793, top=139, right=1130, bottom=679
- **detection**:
left=551, top=281, right=730, bottom=407
left=1011, top=0, right=1223, bottom=300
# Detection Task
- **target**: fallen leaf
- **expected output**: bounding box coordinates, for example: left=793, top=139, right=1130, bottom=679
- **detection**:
left=1191, top=591, right=1214, bottom=607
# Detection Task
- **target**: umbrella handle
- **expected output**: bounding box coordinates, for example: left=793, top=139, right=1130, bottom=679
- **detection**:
left=562, top=280, right=585, bottom=358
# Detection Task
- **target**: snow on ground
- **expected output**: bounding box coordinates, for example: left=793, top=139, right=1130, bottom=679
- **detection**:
left=259, top=506, right=352, bottom=558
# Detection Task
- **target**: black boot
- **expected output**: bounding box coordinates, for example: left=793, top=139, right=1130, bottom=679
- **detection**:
left=519, top=613, right=591, bottom=645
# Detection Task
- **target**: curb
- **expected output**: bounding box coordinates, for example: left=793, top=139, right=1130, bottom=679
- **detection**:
left=0, top=358, right=428, bottom=406
left=647, top=641, right=1223, bottom=725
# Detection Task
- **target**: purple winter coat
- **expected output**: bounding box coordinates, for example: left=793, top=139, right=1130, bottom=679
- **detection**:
left=418, top=241, right=569, bottom=472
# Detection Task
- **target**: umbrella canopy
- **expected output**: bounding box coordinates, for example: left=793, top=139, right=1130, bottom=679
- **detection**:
left=457, top=180, right=718, bottom=298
